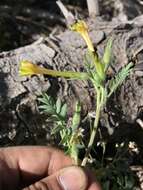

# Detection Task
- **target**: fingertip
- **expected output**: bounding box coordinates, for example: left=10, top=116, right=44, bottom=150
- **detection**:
left=89, top=182, right=102, bottom=190
left=22, top=166, right=88, bottom=190
left=58, top=166, right=88, bottom=190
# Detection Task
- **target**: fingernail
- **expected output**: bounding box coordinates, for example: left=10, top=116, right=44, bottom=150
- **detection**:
left=58, top=166, right=87, bottom=190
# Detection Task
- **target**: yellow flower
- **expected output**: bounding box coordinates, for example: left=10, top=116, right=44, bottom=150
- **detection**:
left=19, top=60, right=88, bottom=80
left=19, top=61, right=43, bottom=76
left=70, top=20, right=94, bottom=52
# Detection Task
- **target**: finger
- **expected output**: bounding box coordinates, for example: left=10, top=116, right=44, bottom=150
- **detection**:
left=0, top=146, right=73, bottom=189
left=22, top=166, right=88, bottom=190
left=86, top=168, right=102, bottom=190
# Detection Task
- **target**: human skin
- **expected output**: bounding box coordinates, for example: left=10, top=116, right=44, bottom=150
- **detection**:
left=0, top=146, right=101, bottom=190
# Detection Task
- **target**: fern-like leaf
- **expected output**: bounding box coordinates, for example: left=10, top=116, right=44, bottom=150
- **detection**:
left=108, top=62, right=133, bottom=97
left=38, top=94, right=56, bottom=115
left=102, top=39, right=113, bottom=71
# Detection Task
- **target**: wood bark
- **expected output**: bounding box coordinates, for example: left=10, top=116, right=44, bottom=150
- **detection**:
left=0, top=15, right=143, bottom=146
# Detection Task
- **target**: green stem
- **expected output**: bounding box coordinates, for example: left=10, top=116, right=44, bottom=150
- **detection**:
left=71, top=142, right=78, bottom=165
left=81, top=89, right=101, bottom=166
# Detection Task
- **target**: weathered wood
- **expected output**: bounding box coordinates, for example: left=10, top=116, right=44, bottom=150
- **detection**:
left=1, top=15, right=143, bottom=145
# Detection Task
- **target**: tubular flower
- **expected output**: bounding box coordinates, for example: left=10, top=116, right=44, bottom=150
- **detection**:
left=19, top=61, right=43, bottom=76
left=70, top=20, right=105, bottom=81
left=70, top=20, right=94, bottom=52
left=19, top=60, right=88, bottom=80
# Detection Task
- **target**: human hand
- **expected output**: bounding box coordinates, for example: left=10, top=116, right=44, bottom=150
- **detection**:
left=0, top=146, right=101, bottom=190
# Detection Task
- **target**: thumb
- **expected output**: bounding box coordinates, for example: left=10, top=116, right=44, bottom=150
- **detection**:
left=22, top=166, right=88, bottom=190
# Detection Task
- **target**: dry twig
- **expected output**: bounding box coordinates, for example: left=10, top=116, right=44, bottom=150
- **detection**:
left=86, top=0, right=100, bottom=17
left=56, top=0, right=75, bottom=26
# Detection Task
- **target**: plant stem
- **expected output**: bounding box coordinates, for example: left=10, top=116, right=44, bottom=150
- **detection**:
left=81, top=89, right=101, bottom=166
left=71, top=143, right=78, bottom=165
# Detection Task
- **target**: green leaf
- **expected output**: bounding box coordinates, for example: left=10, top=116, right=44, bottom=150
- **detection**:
left=60, top=134, right=69, bottom=145
left=60, top=128, right=72, bottom=146
left=38, top=105, right=54, bottom=114
left=91, top=73, right=102, bottom=88
left=85, top=50, right=105, bottom=82
left=38, top=94, right=56, bottom=114
left=84, top=51, right=96, bottom=74
left=71, top=101, right=81, bottom=132
left=102, top=39, right=113, bottom=71
left=38, top=94, right=53, bottom=106
left=108, top=62, right=133, bottom=97
left=56, top=98, right=62, bottom=114
left=51, top=125, right=62, bottom=135
left=60, top=103, right=67, bottom=118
